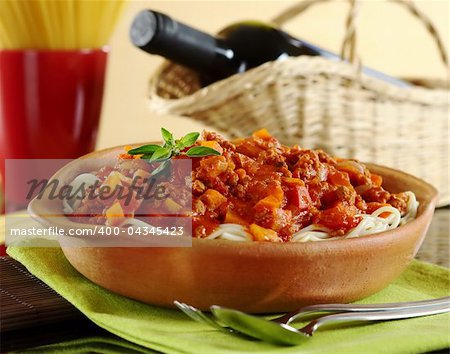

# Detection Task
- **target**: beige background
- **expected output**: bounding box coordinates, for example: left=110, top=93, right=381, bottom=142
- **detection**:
left=97, top=0, right=449, bottom=149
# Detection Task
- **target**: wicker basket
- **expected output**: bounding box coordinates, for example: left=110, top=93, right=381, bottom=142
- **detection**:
left=148, top=0, right=450, bottom=206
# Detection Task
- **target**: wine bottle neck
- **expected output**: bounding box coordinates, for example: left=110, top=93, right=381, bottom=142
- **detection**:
left=130, top=10, right=240, bottom=79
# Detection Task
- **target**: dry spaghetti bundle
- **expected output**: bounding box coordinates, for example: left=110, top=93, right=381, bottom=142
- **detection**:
left=0, top=0, right=126, bottom=49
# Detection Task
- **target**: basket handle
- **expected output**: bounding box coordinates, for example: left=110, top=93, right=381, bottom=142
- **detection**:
left=271, top=0, right=449, bottom=73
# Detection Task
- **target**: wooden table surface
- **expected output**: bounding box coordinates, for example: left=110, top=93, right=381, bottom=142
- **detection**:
left=415, top=207, right=449, bottom=268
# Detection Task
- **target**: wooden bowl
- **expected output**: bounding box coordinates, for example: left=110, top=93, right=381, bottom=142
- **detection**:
left=28, top=145, right=438, bottom=313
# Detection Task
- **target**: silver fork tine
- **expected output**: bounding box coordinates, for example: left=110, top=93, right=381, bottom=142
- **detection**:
left=174, top=301, right=197, bottom=320
left=186, top=304, right=220, bottom=327
left=174, top=301, right=233, bottom=333
left=299, top=301, right=450, bottom=336
left=175, top=302, right=204, bottom=322
left=277, top=296, right=450, bottom=324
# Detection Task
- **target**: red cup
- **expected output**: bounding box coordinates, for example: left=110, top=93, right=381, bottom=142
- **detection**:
left=0, top=48, right=108, bottom=213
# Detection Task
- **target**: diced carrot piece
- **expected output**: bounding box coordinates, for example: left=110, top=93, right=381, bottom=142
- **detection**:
left=200, top=141, right=223, bottom=154
left=106, top=201, right=124, bottom=218
left=232, top=138, right=245, bottom=145
left=200, top=189, right=227, bottom=211
left=105, top=202, right=126, bottom=226
left=272, top=185, right=284, bottom=202
left=199, top=156, right=228, bottom=179
left=104, top=171, right=125, bottom=189
left=165, top=198, right=183, bottom=213
left=282, top=177, right=305, bottom=187
left=370, top=174, right=383, bottom=187
left=255, top=195, right=282, bottom=209
left=249, top=223, right=280, bottom=242
left=252, top=128, right=271, bottom=139
left=134, top=169, right=152, bottom=180
left=224, top=210, right=247, bottom=225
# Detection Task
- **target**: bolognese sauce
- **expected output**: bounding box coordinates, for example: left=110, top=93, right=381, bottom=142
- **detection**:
left=68, top=129, right=414, bottom=242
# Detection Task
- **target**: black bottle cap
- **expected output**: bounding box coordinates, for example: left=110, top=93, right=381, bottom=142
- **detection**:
left=130, top=10, right=230, bottom=74
left=130, top=10, right=158, bottom=47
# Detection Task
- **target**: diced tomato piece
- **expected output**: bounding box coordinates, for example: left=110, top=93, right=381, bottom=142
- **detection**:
left=253, top=200, right=290, bottom=231
left=286, top=185, right=312, bottom=210
left=366, top=202, right=390, bottom=215
left=316, top=202, right=360, bottom=231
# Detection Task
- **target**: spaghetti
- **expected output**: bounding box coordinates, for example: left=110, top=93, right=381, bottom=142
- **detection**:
left=178, top=192, right=417, bottom=242
left=0, top=0, right=126, bottom=50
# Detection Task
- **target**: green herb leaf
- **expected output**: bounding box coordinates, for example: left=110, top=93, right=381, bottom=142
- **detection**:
left=128, top=144, right=160, bottom=156
left=161, top=128, right=174, bottom=146
left=150, top=160, right=171, bottom=177
left=140, top=154, right=154, bottom=160
left=185, top=146, right=221, bottom=157
left=178, top=132, right=200, bottom=148
left=149, top=147, right=171, bottom=162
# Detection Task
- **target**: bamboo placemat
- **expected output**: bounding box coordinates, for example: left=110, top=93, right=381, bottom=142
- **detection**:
left=0, top=256, right=85, bottom=333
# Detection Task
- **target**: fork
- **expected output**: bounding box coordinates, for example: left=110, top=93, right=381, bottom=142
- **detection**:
left=175, top=296, right=450, bottom=330
left=175, top=296, right=450, bottom=345
left=211, top=302, right=450, bottom=345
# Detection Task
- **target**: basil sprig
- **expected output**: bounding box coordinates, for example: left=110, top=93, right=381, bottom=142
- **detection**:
left=127, top=128, right=221, bottom=164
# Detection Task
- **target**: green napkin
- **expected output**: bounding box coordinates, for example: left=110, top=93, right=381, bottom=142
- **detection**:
left=16, top=336, right=157, bottom=354
left=7, top=247, right=450, bottom=354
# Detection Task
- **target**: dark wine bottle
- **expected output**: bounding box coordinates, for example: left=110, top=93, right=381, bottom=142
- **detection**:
left=130, top=10, right=408, bottom=87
